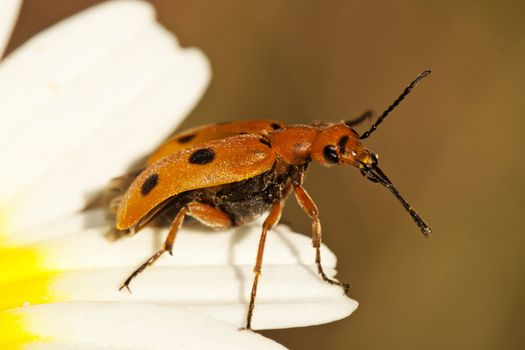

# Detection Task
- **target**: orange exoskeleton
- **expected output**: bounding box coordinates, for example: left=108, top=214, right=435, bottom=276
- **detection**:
left=111, top=70, right=432, bottom=329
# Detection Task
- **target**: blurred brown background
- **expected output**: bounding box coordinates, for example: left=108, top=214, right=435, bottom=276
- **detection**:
left=7, top=1, right=524, bottom=349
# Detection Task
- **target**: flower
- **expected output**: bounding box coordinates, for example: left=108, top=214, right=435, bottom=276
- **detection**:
left=0, top=1, right=357, bottom=348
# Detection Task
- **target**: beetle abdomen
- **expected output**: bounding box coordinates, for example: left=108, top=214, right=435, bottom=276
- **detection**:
left=214, top=164, right=291, bottom=225
left=146, top=163, right=292, bottom=228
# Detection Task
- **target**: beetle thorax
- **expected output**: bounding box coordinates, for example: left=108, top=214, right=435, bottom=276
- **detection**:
left=269, top=124, right=370, bottom=168
left=268, top=125, right=320, bottom=165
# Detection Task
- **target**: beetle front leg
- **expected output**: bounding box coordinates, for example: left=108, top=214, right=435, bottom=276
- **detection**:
left=293, top=184, right=350, bottom=293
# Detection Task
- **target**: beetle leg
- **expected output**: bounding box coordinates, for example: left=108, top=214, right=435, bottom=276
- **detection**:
left=344, top=110, right=373, bottom=127
left=119, top=205, right=187, bottom=292
left=185, top=202, right=234, bottom=230
left=293, top=184, right=350, bottom=293
left=246, top=201, right=283, bottom=330
left=120, top=202, right=233, bottom=292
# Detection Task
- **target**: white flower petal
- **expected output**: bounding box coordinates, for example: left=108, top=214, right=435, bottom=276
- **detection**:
left=0, top=1, right=357, bottom=345
left=0, top=0, right=21, bottom=58
left=3, top=216, right=336, bottom=272
left=0, top=0, right=210, bottom=233
left=0, top=1, right=155, bottom=147
left=1, top=214, right=357, bottom=329
left=43, top=265, right=355, bottom=330
left=0, top=302, right=286, bottom=349
left=4, top=209, right=107, bottom=246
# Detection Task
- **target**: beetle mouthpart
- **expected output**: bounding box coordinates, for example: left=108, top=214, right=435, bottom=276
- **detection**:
left=364, top=164, right=432, bottom=238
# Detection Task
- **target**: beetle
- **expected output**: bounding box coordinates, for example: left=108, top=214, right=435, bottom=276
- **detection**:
left=111, top=70, right=432, bottom=330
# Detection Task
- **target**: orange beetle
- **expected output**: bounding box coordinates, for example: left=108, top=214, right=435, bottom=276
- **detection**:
left=111, top=70, right=432, bottom=329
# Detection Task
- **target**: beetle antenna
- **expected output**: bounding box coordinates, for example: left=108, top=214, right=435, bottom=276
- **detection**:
left=361, top=159, right=432, bottom=238
left=359, top=70, right=431, bottom=140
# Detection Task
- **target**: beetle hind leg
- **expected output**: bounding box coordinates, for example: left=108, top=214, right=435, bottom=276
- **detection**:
left=119, top=202, right=233, bottom=292
left=119, top=205, right=187, bottom=292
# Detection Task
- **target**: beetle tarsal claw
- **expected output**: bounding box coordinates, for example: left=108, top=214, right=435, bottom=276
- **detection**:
left=119, top=283, right=132, bottom=294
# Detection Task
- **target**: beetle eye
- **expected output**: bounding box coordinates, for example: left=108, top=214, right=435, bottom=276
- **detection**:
left=371, top=153, right=378, bottom=166
left=323, top=145, right=339, bottom=163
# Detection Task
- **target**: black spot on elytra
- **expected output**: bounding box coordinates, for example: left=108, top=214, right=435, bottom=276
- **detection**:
left=323, top=145, right=339, bottom=163
left=141, top=173, right=159, bottom=196
left=189, top=148, right=215, bottom=164
left=271, top=123, right=281, bottom=130
left=338, top=135, right=349, bottom=154
left=177, top=134, right=196, bottom=144
left=259, top=138, right=272, bottom=148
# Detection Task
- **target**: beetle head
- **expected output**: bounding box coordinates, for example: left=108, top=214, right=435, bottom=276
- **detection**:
left=311, top=123, right=430, bottom=237
left=310, top=70, right=432, bottom=237
left=310, top=124, right=374, bottom=168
